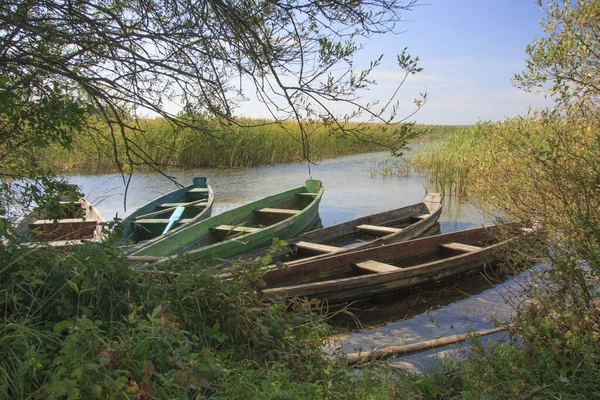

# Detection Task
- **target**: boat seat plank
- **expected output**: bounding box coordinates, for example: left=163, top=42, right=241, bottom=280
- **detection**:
left=295, top=241, right=342, bottom=254
left=441, top=242, right=482, bottom=252
left=211, top=225, right=260, bottom=234
left=415, top=214, right=430, bottom=220
left=186, top=188, right=209, bottom=194
left=157, top=201, right=207, bottom=209
left=354, top=260, right=400, bottom=273
left=134, top=199, right=208, bottom=220
left=254, top=207, right=300, bottom=216
left=296, top=192, right=318, bottom=198
left=134, top=218, right=192, bottom=225
left=30, top=218, right=91, bottom=225
left=356, top=224, right=403, bottom=235
left=186, top=188, right=210, bottom=200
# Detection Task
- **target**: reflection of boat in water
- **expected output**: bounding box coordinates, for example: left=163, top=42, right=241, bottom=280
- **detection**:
left=260, top=225, right=517, bottom=305
left=226, top=193, right=442, bottom=268
left=128, top=180, right=324, bottom=264
left=330, top=262, right=515, bottom=331
left=17, top=198, right=105, bottom=246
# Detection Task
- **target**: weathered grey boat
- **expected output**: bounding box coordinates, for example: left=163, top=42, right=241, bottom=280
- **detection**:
left=226, top=193, right=442, bottom=268
left=128, top=180, right=324, bottom=263
left=259, top=225, right=516, bottom=305
left=17, top=198, right=105, bottom=247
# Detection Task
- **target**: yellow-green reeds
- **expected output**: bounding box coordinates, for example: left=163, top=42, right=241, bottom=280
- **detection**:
left=38, top=118, right=463, bottom=173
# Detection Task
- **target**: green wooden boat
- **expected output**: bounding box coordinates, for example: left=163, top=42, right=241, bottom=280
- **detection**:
left=122, top=177, right=214, bottom=246
left=128, top=180, right=324, bottom=264
left=223, top=193, right=442, bottom=268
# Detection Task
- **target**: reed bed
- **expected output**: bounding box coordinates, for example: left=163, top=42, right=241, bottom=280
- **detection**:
left=38, top=118, right=463, bottom=173
left=411, top=124, right=491, bottom=196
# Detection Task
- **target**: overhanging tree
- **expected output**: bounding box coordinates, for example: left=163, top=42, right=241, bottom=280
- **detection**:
left=0, top=0, right=425, bottom=234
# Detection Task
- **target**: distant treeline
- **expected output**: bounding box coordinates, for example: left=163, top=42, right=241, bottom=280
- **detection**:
left=39, top=118, right=463, bottom=173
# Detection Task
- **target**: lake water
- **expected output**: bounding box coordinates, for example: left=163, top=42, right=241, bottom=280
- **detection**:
left=66, top=150, right=523, bottom=370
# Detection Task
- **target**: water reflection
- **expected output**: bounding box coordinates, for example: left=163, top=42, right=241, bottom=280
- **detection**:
left=67, top=151, right=494, bottom=231
left=327, top=267, right=533, bottom=370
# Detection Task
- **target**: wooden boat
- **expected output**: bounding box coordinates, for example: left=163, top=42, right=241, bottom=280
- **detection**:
left=128, top=180, right=324, bottom=263
left=258, top=225, right=518, bottom=305
left=121, top=177, right=214, bottom=245
left=225, top=193, right=443, bottom=268
left=17, top=198, right=105, bottom=246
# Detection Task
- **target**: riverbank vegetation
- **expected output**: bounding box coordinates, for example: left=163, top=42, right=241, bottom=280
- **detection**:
left=410, top=0, right=600, bottom=397
left=3, top=0, right=600, bottom=398
left=0, top=242, right=409, bottom=399
left=36, top=121, right=459, bottom=173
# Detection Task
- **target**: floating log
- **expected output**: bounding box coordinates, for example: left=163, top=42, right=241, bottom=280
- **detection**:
left=345, top=327, right=507, bottom=366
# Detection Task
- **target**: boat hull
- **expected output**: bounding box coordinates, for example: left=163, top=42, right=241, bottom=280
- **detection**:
left=260, top=225, right=515, bottom=305
left=17, top=198, right=105, bottom=246
left=129, top=180, right=324, bottom=264
left=122, top=177, right=214, bottom=246
left=228, top=193, right=442, bottom=267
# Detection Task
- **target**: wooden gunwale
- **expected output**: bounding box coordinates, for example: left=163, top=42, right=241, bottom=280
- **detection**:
left=259, top=225, right=508, bottom=303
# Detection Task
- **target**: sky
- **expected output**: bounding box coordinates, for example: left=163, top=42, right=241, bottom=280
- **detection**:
left=235, top=0, right=555, bottom=126
left=371, top=0, right=555, bottom=125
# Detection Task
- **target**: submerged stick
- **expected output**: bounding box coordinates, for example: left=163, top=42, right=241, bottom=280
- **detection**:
left=345, top=327, right=507, bottom=366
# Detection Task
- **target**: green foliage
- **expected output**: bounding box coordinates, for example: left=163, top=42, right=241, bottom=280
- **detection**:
left=514, top=0, right=600, bottom=112
left=34, top=120, right=456, bottom=173
left=411, top=125, right=484, bottom=196
left=408, top=2, right=600, bottom=396
left=2, top=242, right=414, bottom=399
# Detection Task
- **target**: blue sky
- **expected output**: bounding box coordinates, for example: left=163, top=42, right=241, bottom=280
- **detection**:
left=236, top=1, right=555, bottom=125
left=359, top=0, right=555, bottom=125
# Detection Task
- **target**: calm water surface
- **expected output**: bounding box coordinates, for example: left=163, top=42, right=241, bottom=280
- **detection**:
left=66, top=150, right=522, bottom=369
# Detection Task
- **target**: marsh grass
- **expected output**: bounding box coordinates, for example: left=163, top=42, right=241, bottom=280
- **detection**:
left=410, top=125, right=485, bottom=196
left=38, top=119, right=463, bottom=173
left=408, top=113, right=600, bottom=398
left=369, top=157, right=411, bottom=177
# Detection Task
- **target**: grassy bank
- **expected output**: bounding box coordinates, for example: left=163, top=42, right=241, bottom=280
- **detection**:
left=38, top=119, right=462, bottom=173
left=0, top=242, right=408, bottom=399
left=409, top=113, right=600, bottom=398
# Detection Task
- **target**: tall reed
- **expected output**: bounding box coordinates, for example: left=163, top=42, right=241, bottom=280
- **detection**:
left=38, top=119, right=463, bottom=173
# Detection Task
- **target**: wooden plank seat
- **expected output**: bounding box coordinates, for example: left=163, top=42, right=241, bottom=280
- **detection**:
left=186, top=188, right=209, bottom=194
left=356, top=224, right=403, bottom=235
left=295, top=241, right=342, bottom=254
left=440, top=242, right=482, bottom=253
left=134, top=199, right=208, bottom=220
left=354, top=260, right=401, bottom=273
left=210, top=225, right=260, bottom=234
left=31, top=218, right=92, bottom=226
left=157, top=201, right=208, bottom=210
left=29, top=218, right=98, bottom=239
left=254, top=207, right=300, bottom=216
left=296, top=192, right=318, bottom=198
left=186, top=187, right=210, bottom=200
left=415, top=214, right=431, bottom=220
left=134, top=218, right=192, bottom=225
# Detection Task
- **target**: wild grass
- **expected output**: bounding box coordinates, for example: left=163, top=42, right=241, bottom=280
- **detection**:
left=0, top=239, right=413, bottom=399
left=408, top=111, right=600, bottom=398
left=37, top=119, right=463, bottom=173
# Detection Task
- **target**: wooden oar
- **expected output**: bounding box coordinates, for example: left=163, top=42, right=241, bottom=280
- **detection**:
left=162, top=206, right=185, bottom=234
